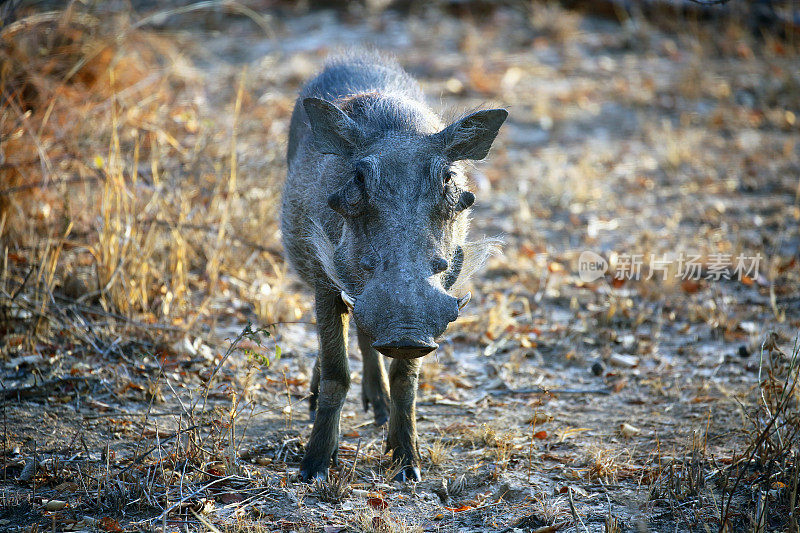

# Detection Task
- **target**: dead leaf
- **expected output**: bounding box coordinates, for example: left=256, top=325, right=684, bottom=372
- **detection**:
left=444, top=504, right=475, bottom=512
left=557, top=427, right=591, bottom=442
left=526, top=412, right=553, bottom=425
left=691, top=396, right=716, bottom=403
left=98, top=517, right=122, bottom=532
left=608, top=353, right=638, bottom=368
left=681, top=280, right=702, bottom=294
left=558, top=485, right=589, bottom=498
left=219, top=493, right=244, bottom=504
left=367, top=496, right=388, bottom=510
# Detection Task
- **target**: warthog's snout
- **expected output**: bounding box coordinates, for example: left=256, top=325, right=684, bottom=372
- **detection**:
left=372, top=337, right=438, bottom=359
left=342, top=285, right=472, bottom=359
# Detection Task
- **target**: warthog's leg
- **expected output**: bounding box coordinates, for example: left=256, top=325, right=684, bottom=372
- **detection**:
left=309, top=354, right=320, bottom=422
left=299, top=288, right=350, bottom=482
left=387, top=358, right=422, bottom=482
left=357, top=330, right=390, bottom=426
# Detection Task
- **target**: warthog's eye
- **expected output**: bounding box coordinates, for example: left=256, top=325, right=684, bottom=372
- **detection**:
left=443, top=169, right=455, bottom=184
left=328, top=171, right=366, bottom=217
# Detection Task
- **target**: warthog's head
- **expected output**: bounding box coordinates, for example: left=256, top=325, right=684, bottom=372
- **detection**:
left=305, top=95, right=506, bottom=359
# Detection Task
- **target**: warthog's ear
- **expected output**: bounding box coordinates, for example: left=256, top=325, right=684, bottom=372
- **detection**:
left=434, top=109, right=508, bottom=161
left=303, top=97, right=361, bottom=157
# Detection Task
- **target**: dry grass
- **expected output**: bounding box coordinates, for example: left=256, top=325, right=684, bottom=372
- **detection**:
left=426, top=438, right=452, bottom=470
left=352, top=506, right=423, bottom=533
left=0, top=5, right=300, bottom=358
left=719, top=334, right=800, bottom=529
left=646, top=335, right=800, bottom=529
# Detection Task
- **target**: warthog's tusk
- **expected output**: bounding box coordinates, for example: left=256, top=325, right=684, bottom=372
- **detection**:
left=457, top=291, right=471, bottom=311
left=341, top=291, right=355, bottom=310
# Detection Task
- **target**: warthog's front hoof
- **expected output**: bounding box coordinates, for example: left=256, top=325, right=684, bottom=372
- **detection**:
left=299, top=456, right=329, bottom=483
left=393, top=465, right=421, bottom=483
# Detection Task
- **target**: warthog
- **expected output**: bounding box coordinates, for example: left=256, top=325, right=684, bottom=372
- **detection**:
left=281, top=53, right=506, bottom=482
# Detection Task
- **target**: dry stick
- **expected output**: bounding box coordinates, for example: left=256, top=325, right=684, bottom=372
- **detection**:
left=189, top=508, right=223, bottom=533
left=567, top=487, right=589, bottom=533
left=227, top=389, right=238, bottom=475
left=216, top=488, right=277, bottom=516
left=283, top=370, right=293, bottom=430
left=145, top=218, right=281, bottom=256
left=348, top=439, right=362, bottom=483
left=8, top=265, right=34, bottom=302
left=1, top=90, right=55, bottom=181
left=0, top=376, right=99, bottom=400
left=790, top=454, right=799, bottom=531
left=153, top=417, right=170, bottom=524
left=0, top=175, right=103, bottom=197
left=530, top=523, right=569, bottom=533
left=235, top=395, right=258, bottom=455
left=57, top=295, right=184, bottom=333
left=32, top=440, right=36, bottom=503
left=687, top=0, right=731, bottom=4
left=158, top=474, right=238, bottom=521
left=198, top=327, right=249, bottom=417
left=528, top=409, right=538, bottom=484
left=2, top=402, right=5, bottom=482
left=116, top=425, right=200, bottom=477
left=130, top=367, right=163, bottom=471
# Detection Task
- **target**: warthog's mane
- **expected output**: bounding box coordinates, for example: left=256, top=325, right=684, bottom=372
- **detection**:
left=336, top=91, right=443, bottom=138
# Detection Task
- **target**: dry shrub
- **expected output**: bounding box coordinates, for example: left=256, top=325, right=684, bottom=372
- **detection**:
left=352, top=506, right=422, bottom=533
left=719, top=333, right=800, bottom=529
left=427, top=438, right=452, bottom=469
left=0, top=5, right=299, bottom=352
left=648, top=335, right=800, bottom=529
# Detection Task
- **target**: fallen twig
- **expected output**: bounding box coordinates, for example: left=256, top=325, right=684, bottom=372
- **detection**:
left=489, top=387, right=611, bottom=396
left=0, top=376, right=100, bottom=400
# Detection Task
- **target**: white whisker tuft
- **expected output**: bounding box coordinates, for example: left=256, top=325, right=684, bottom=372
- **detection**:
left=306, top=219, right=346, bottom=291
left=450, top=236, right=503, bottom=291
